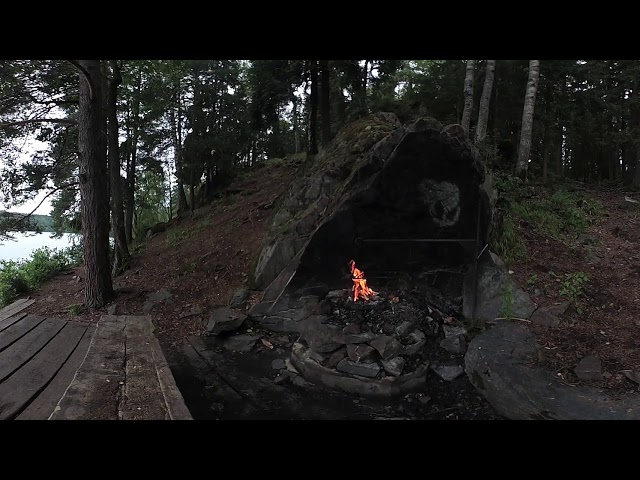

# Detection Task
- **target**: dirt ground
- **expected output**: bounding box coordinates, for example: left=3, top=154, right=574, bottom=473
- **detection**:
left=509, top=185, right=640, bottom=395
left=21, top=157, right=640, bottom=417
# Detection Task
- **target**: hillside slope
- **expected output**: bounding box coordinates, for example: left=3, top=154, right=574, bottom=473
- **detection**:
left=21, top=161, right=640, bottom=397
left=22, top=157, right=302, bottom=346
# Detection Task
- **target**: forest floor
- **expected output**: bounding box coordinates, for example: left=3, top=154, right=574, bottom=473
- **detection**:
left=20, top=157, right=640, bottom=418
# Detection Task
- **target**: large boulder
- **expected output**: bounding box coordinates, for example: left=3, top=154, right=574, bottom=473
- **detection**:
left=251, top=112, right=496, bottom=306
left=462, top=251, right=536, bottom=323
left=465, top=321, right=640, bottom=419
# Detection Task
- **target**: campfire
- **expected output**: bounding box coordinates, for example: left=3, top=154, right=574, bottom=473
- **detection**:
left=349, top=260, right=377, bottom=302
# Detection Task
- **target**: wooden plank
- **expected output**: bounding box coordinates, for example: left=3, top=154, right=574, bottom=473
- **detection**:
left=0, top=317, right=65, bottom=383
left=50, top=316, right=126, bottom=420
left=0, top=312, right=29, bottom=334
left=147, top=327, right=193, bottom=420
left=16, top=324, right=95, bottom=420
left=0, top=321, right=87, bottom=420
left=119, top=316, right=169, bottom=420
left=0, top=315, right=47, bottom=352
left=0, top=299, right=35, bottom=322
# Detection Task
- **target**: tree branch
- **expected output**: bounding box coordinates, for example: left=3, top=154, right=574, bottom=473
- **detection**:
left=66, top=60, right=94, bottom=101
left=3, top=182, right=79, bottom=232
left=0, top=118, right=77, bottom=128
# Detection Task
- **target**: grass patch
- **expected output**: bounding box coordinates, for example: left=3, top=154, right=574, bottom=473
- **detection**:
left=490, top=174, right=603, bottom=266
left=166, top=227, right=189, bottom=247
left=67, top=303, right=85, bottom=316
left=0, top=245, right=79, bottom=308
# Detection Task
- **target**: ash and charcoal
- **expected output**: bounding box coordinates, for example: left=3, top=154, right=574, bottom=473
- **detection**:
left=291, top=280, right=469, bottom=396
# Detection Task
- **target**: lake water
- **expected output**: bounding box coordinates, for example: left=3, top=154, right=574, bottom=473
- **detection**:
left=0, top=231, right=80, bottom=263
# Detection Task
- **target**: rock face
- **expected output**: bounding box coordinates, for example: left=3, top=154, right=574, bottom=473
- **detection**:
left=462, top=252, right=536, bottom=324
left=206, top=307, right=247, bottom=335
left=249, top=113, right=495, bottom=324
left=465, top=321, right=640, bottom=420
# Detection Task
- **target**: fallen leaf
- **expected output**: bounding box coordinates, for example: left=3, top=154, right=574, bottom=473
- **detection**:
left=443, top=316, right=454, bottom=324
left=261, top=338, right=274, bottom=349
left=389, top=295, right=399, bottom=303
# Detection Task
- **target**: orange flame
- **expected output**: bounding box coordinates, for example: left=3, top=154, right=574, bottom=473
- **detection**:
left=349, top=259, right=377, bottom=302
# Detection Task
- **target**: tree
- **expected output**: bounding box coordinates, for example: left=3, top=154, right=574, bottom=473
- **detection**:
left=516, top=60, right=541, bottom=180
left=319, top=60, right=331, bottom=146
left=461, top=60, right=475, bottom=133
left=106, top=60, right=130, bottom=276
left=308, top=60, right=319, bottom=155
left=475, top=60, right=496, bottom=143
left=76, top=60, right=114, bottom=308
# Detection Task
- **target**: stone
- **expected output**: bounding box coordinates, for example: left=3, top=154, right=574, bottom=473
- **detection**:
left=442, top=324, right=467, bottom=338
left=342, top=323, right=361, bottom=335
left=229, top=288, right=250, bottom=309
left=308, top=350, right=329, bottom=364
left=274, top=372, right=292, bottom=385
left=292, top=375, right=310, bottom=387
left=206, top=307, right=247, bottom=335
left=336, top=358, right=381, bottom=378
left=179, top=307, right=204, bottom=319
left=530, top=307, right=560, bottom=327
left=404, top=330, right=426, bottom=356
left=326, top=347, right=347, bottom=368
left=462, top=252, right=536, bottom=323
left=574, top=355, right=603, bottom=382
left=250, top=112, right=491, bottom=328
left=326, top=289, right=349, bottom=300
left=291, top=343, right=429, bottom=397
left=465, top=322, right=640, bottom=420
left=431, top=364, right=465, bottom=381
left=369, top=335, right=404, bottom=360
left=271, top=358, right=286, bottom=370
left=622, top=370, right=640, bottom=385
left=143, top=288, right=173, bottom=314
left=222, top=334, right=260, bottom=353
left=396, top=321, right=415, bottom=338
left=381, top=357, right=405, bottom=377
left=440, top=334, right=467, bottom=354
left=106, top=303, right=117, bottom=315
left=548, top=301, right=571, bottom=316
left=346, top=344, right=377, bottom=363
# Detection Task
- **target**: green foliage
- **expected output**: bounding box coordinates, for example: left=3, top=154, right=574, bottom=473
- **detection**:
left=67, top=303, right=85, bottom=316
left=500, top=283, right=516, bottom=320
left=491, top=214, right=527, bottom=265
left=491, top=172, right=603, bottom=267
left=0, top=245, right=79, bottom=308
left=527, top=274, right=538, bottom=287
left=166, top=227, right=189, bottom=247
left=560, top=271, right=589, bottom=314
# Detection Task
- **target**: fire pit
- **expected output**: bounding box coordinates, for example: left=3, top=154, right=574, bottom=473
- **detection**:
left=248, top=113, right=495, bottom=397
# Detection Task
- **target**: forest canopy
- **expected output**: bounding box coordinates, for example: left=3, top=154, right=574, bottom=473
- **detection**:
left=2, top=59, right=638, bottom=308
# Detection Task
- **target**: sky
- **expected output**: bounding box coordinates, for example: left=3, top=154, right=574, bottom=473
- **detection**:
left=2, top=138, right=53, bottom=216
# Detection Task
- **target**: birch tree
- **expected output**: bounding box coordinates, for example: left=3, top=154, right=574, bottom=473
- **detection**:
left=516, top=60, right=541, bottom=180
left=461, top=60, right=475, bottom=133
left=475, top=60, right=496, bottom=143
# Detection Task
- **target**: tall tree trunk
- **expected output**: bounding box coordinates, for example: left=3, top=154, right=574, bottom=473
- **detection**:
left=292, top=95, right=300, bottom=154
left=77, top=60, right=114, bottom=309
left=475, top=60, right=496, bottom=143
left=319, top=60, right=331, bottom=146
left=516, top=60, right=541, bottom=180
left=308, top=60, right=318, bottom=155
left=169, top=86, right=188, bottom=213
left=125, top=71, right=141, bottom=244
left=190, top=169, right=195, bottom=213
left=106, top=61, right=130, bottom=277
left=461, top=60, right=475, bottom=134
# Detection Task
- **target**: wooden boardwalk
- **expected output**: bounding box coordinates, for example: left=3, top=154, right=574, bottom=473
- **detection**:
left=0, top=299, right=192, bottom=420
